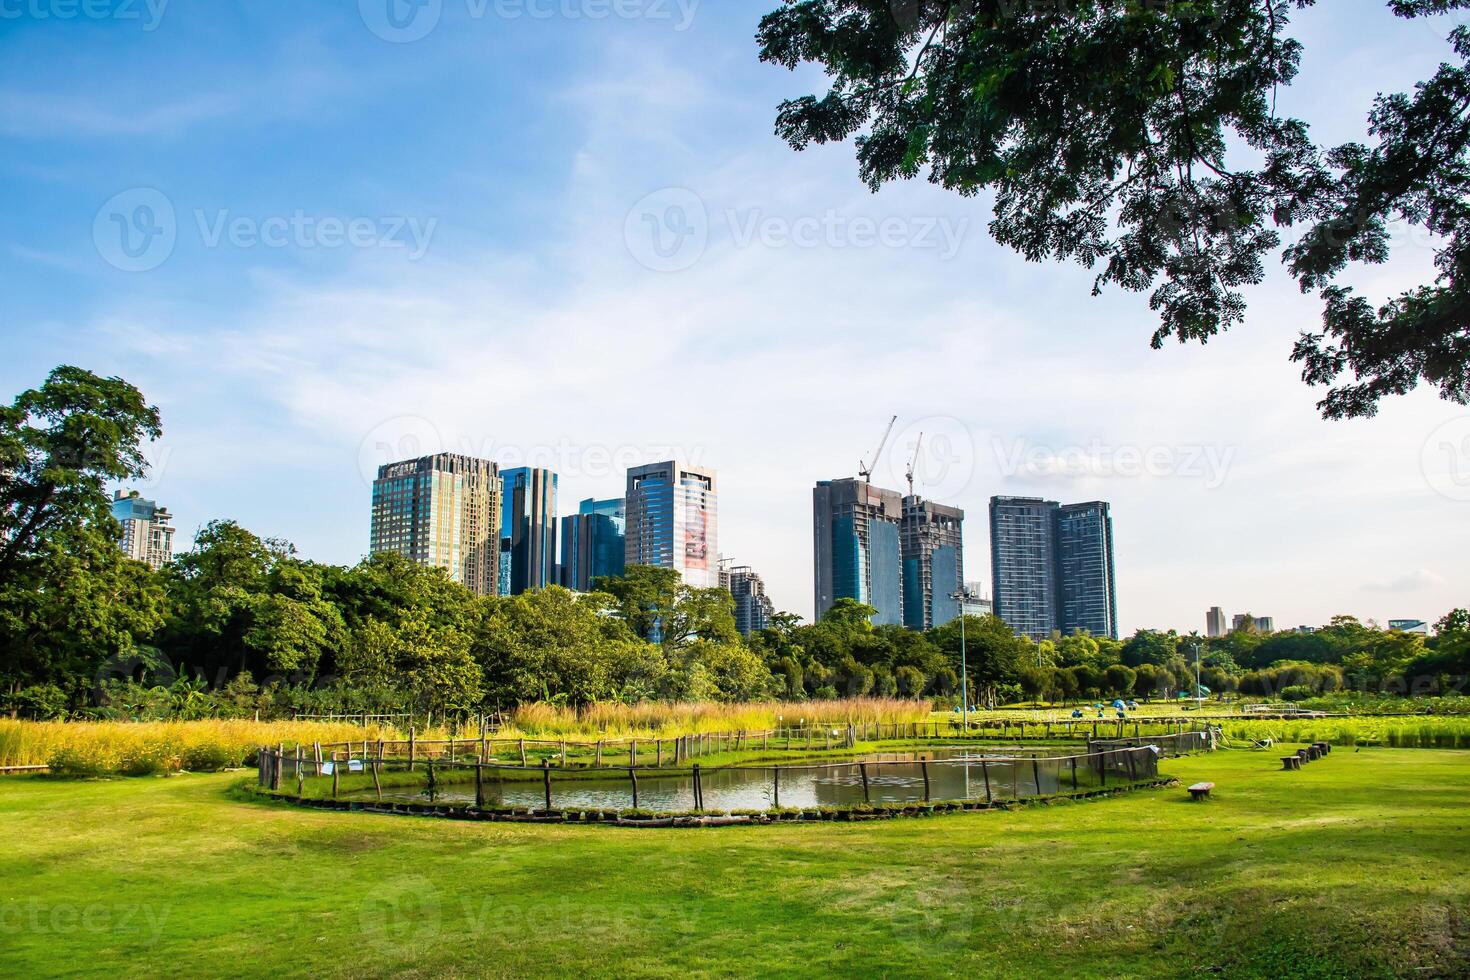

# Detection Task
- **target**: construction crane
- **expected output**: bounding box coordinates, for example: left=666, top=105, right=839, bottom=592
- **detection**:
left=905, top=431, right=924, bottom=496
left=858, top=415, right=898, bottom=481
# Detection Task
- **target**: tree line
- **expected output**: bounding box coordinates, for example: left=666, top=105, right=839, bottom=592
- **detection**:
left=3, top=366, right=1466, bottom=720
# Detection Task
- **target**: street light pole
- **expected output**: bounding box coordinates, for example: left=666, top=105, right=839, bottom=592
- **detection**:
left=950, top=588, right=971, bottom=731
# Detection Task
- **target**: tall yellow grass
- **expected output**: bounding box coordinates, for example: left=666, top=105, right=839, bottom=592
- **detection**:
left=504, top=699, right=931, bottom=738
left=0, top=719, right=401, bottom=776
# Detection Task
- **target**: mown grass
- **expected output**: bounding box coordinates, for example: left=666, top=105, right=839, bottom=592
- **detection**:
left=1, top=747, right=1466, bottom=978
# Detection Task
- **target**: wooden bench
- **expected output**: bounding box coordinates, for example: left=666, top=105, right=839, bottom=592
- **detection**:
left=1187, top=782, right=1215, bottom=800
left=1281, top=756, right=1301, bottom=771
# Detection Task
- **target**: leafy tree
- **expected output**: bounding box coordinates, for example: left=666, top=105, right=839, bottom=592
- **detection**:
left=926, top=614, right=1028, bottom=704
left=0, top=367, right=166, bottom=701
left=1104, top=664, right=1138, bottom=698
left=757, top=1, right=1470, bottom=418
left=595, top=565, right=739, bottom=647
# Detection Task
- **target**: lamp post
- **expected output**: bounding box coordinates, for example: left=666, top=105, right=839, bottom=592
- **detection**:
left=949, top=587, right=973, bottom=731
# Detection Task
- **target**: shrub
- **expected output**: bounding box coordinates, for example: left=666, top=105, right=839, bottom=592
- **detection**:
left=180, top=742, right=239, bottom=772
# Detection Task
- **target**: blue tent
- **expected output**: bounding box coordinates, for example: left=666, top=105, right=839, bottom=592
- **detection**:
left=1111, top=699, right=1127, bottom=709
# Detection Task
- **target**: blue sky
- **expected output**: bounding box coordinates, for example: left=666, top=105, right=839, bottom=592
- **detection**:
left=2, top=1, right=1467, bottom=631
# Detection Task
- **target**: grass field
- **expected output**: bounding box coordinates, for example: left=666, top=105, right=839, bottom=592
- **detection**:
left=2, top=747, right=1468, bottom=978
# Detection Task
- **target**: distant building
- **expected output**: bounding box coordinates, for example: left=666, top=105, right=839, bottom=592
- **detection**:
left=1055, top=501, right=1117, bottom=639
left=1231, top=613, right=1274, bottom=633
left=111, top=490, right=175, bottom=570
left=721, top=562, right=775, bottom=636
left=989, top=496, right=1059, bottom=641
left=812, top=478, right=904, bottom=626
left=1206, top=606, right=1228, bottom=638
left=625, top=460, right=718, bottom=589
left=1389, top=619, right=1429, bottom=635
left=989, top=496, right=1118, bottom=641
left=500, top=467, right=558, bottom=594
left=900, top=496, right=965, bottom=630
left=370, top=453, right=502, bottom=596
left=960, top=581, right=993, bottom=619
left=560, top=497, right=626, bottom=592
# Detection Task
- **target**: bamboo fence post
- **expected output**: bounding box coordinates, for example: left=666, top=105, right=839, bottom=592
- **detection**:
left=859, top=762, right=870, bottom=803
left=692, top=764, right=703, bottom=811
left=772, top=767, right=780, bottom=808
left=294, top=745, right=303, bottom=780
left=296, top=767, right=305, bottom=797
left=272, top=748, right=283, bottom=790
left=331, top=753, right=340, bottom=799
left=921, top=759, right=930, bottom=802
left=596, top=741, right=603, bottom=767
left=981, top=760, right=992, bottom=803
left=542, top=759, right=552, bottom=812
left=408, top=727, right=416, bottom=771
left=656, top=740, right=663, bottom=767
left=372, top=760, right=383, bottom=801
left=314, top=741, right=323, bottom=776
left=629, top=767, right=639, bottom=809
left=629, top=740, right=637, bottom=767
left=1071, top=756, right=1079, bottom=791
left=474, top=764, right=484, bottom=809
left=519, top=738, right=527, bottom=766
left=1032, top=758, right=1042, bottom=796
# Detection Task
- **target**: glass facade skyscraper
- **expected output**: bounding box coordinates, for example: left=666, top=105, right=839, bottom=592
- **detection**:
left=370, top=453, right=502, bottom=596
left=625, top=461, right=718, bottom=589
left=500, top=467, right=558, bottom=594
left=111, top=489, right=175, bottom=570
left=989, top=496, right=1117, bottom=641
left=559, top=497, right=626, bottom=592
left=1055, top=501, right=1117, bottom=640
left=812, top=478, right=904, bottom=625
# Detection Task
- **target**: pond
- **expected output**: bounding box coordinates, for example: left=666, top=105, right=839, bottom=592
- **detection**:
left=340, top=745, right=1151, bottom=812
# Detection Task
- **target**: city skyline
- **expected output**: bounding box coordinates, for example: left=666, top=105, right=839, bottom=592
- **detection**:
left=6, top=4, right=1464, bottom=632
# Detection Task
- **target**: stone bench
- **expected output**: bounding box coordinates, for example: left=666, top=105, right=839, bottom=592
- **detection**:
left=1187, top=781, right=1215, bottom=800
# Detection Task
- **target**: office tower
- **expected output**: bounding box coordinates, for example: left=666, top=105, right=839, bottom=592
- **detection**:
left=1255, top=616, right=1274, bottom=633
left=989, top=496, right=1119, bottom=642
left=1388, top=619, right=1428, bottom=635
left=722, top=562, right=775, bottom=636
left=111, top=490, right=175, bottom=570
left=900, top=496, right=965, bottom=630
left=625, top=460, right=718, bottom=589
left=370, top=453, right=502, bottom=596
left=500, top=467, right=558, bottom=594
left=1206, top=606, right=1228, bottom=638
left=812, top=478, right=904, bottom=625
left=960, top=582, right=994, bottom=619
left=559, top=497, right=626, bottom=592
left=1055, top=501, right=1117, bottom=639
left=989, top=496, right=1061, bottom=641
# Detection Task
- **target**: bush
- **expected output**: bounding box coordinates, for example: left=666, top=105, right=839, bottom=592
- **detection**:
left=180, top=742, right=239, bottom=772
left=1280, top=685, right=1315, bottom=702
left=47, top=746, right=118, bottom=778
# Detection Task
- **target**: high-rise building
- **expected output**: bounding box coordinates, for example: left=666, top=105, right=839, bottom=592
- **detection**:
left=900, top=496, right=965, bottom=630
left=812, top=478, right=904, bottom=625
left=1206, top=606, right=1228, bottom=638
left=625, top=460, right=718, bottom=589
left=721, top=562, right=775, bottom=636
left=989, top=496, right=1060, bottom=641
left=500, top=467, right=558, bottom=594
left=1055, top=501, right=1117, bottom=639
left=1389, top=619, right=1429, bottom=635
left=370, top=453, right=502, bottom=596
left=559, top=497, right=626, bottom=592
left=111, top=490, right=175, bottom=570
left=989, top=495, right=1118, bottom=641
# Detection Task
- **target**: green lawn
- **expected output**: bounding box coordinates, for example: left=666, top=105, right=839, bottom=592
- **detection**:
left=2, top=747, right=1468, bottom=978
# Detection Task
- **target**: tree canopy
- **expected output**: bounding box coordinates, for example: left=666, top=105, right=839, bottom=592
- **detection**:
left=757, top=0, right=1470, bottom=418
